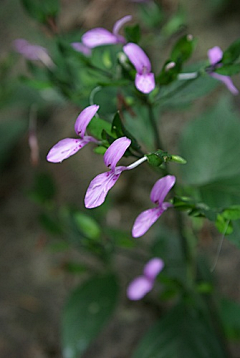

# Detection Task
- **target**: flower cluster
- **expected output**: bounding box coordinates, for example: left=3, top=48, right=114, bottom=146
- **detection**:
left=46, top=105, right=176, bottom=238
left=72, top=15, right=156, bottom=94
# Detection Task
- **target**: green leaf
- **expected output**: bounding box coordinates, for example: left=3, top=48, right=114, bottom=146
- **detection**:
left=87, top=116, right=111, bottom=140
left=111, top=112, right=141, bottom=153
left=124, top=24, right=141, bottom=44
left=137, top=2, right=164, bottom=29
left=222, top=205, right=240, bottom=220
left=62, top=274, right=119, bottom=358
left=73, top=212, right=101, bottom=240
left=157, top=60, right=182, bottom=85
left=20, top=0, right=59, bottom=23
left=171, top=34, right=197, bottom=64
left=222, top=38, right=240, bottom=65
left=220, top=297, right=240, bottom=340
left=179, top=96, right=240, bottom=207
left=215, top=63, right=240, bottom=76
left=215, top=214, right=233, bottom=235
left=132, top=303, right=227, bottom=358
left=158, top=63, right=218, bottom=109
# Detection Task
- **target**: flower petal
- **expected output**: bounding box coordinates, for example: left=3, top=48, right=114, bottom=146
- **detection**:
left=210, top=73, right=239, bottom=95
left=46, top=138, right=90, bottom=163
left=127, top=276, right=153, bottom=300
left=84, top=170, right=122, bottom=208
left=13, top=39, right=49, bottom=61
left=143, top=258, right=164, bottom=281
left=112, top=15, right=132, bottom=40
left=132, top=207, right=164, bottom=238
left=74, top=104, right=99, bottom=137
left=71, top=42, right=92, bottom=56
left=135, top=72, right=155, bottom=93
left=150, top=175, right=176, bottom=206
left=208, top=46, right=223, bottom=66
left=123, top=42, right=152, bottom=73
left=82, top=28, right=118, bottom=48
left=104, top=137, right=131, bottom=170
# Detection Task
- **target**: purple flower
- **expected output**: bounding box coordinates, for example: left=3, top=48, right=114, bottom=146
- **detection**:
left=127, top=258, right=164, bottom=300
left=82, top=15, right=132, bottom=48
left=123, top=42, right=155, bottom=94
left=71, top=42, right=92, bottom=56
left=47, top=105, right=99, bottom=163
left=208, top=46, right=238, bottom=95
left=132, top=175, right=176, bottom=238
left=84, top=137, right=131, bottom=208
left=13, top=39, right=53, bottom=67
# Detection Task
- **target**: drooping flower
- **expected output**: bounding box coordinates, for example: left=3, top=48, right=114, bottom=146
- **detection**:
left=47, top=104, right=99, bottom=163
left=132, top=175, right=176, bottom=238
left=127, top=258, right=164, bottom=301
left=123, top=42, right=155, bottom=94
left=208, top=46, right=238, bottom=95
left=82, top=15, right=132, bottom=48
left=13, top=39, right=54, bottom=67
left=85, top=137, right=147, bottom=209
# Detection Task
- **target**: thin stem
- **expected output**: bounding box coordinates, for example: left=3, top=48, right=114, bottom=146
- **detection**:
left=147, top=103, right=162, bottom=150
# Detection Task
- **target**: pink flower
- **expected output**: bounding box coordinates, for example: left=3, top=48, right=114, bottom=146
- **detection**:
left=13, top=39, right=53, bottom=67
left=82, top=15, right=132, bottom=48
left=127, top=258, right=164, bottom=300
left=85, top=137, right=147, bottom=209
left=47, top=105, right=99, bottom=163
left=84, top=137, right=131, bottom=208
left=208, top=46, right=238, bottom=95
left=123, top=42, right=155, bottom=94
left=132, top=175, right=176, bottom=238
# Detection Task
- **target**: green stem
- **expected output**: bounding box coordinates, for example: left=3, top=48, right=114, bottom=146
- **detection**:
left=147, top=102, right=163, bottom=150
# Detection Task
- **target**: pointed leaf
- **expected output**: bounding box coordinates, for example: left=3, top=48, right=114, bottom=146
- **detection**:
left=222, top=38, right=240, bottom=65
left=62, top=274, right=119, bottom=358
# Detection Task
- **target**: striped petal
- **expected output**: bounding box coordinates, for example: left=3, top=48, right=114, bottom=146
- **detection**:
left=84, top=170, right=123, bottom=209
left=74, top=104, right=99, bottom=137
left=150, top=175, right=176, bottom=206
left=46, top=138, right=90, bottom=163
left=132, top=207, right=164, bottom=238
left=104, top=137, right=131, bottom=170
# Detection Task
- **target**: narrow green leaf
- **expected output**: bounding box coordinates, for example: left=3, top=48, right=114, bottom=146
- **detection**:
left=171, top=34, right=197, bottom=64
left=215, top=214, right=233, bottom=235
left=222, top=38, right=240, bottom=65
left=215, top=63, right=240, bottom=76
left=73, top=212, right=101, bottom=240
left=62, top=274, right=119, bottom=358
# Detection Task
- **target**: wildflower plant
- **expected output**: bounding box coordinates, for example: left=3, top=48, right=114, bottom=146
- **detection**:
left=12, top=0, right=240, bottom=357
